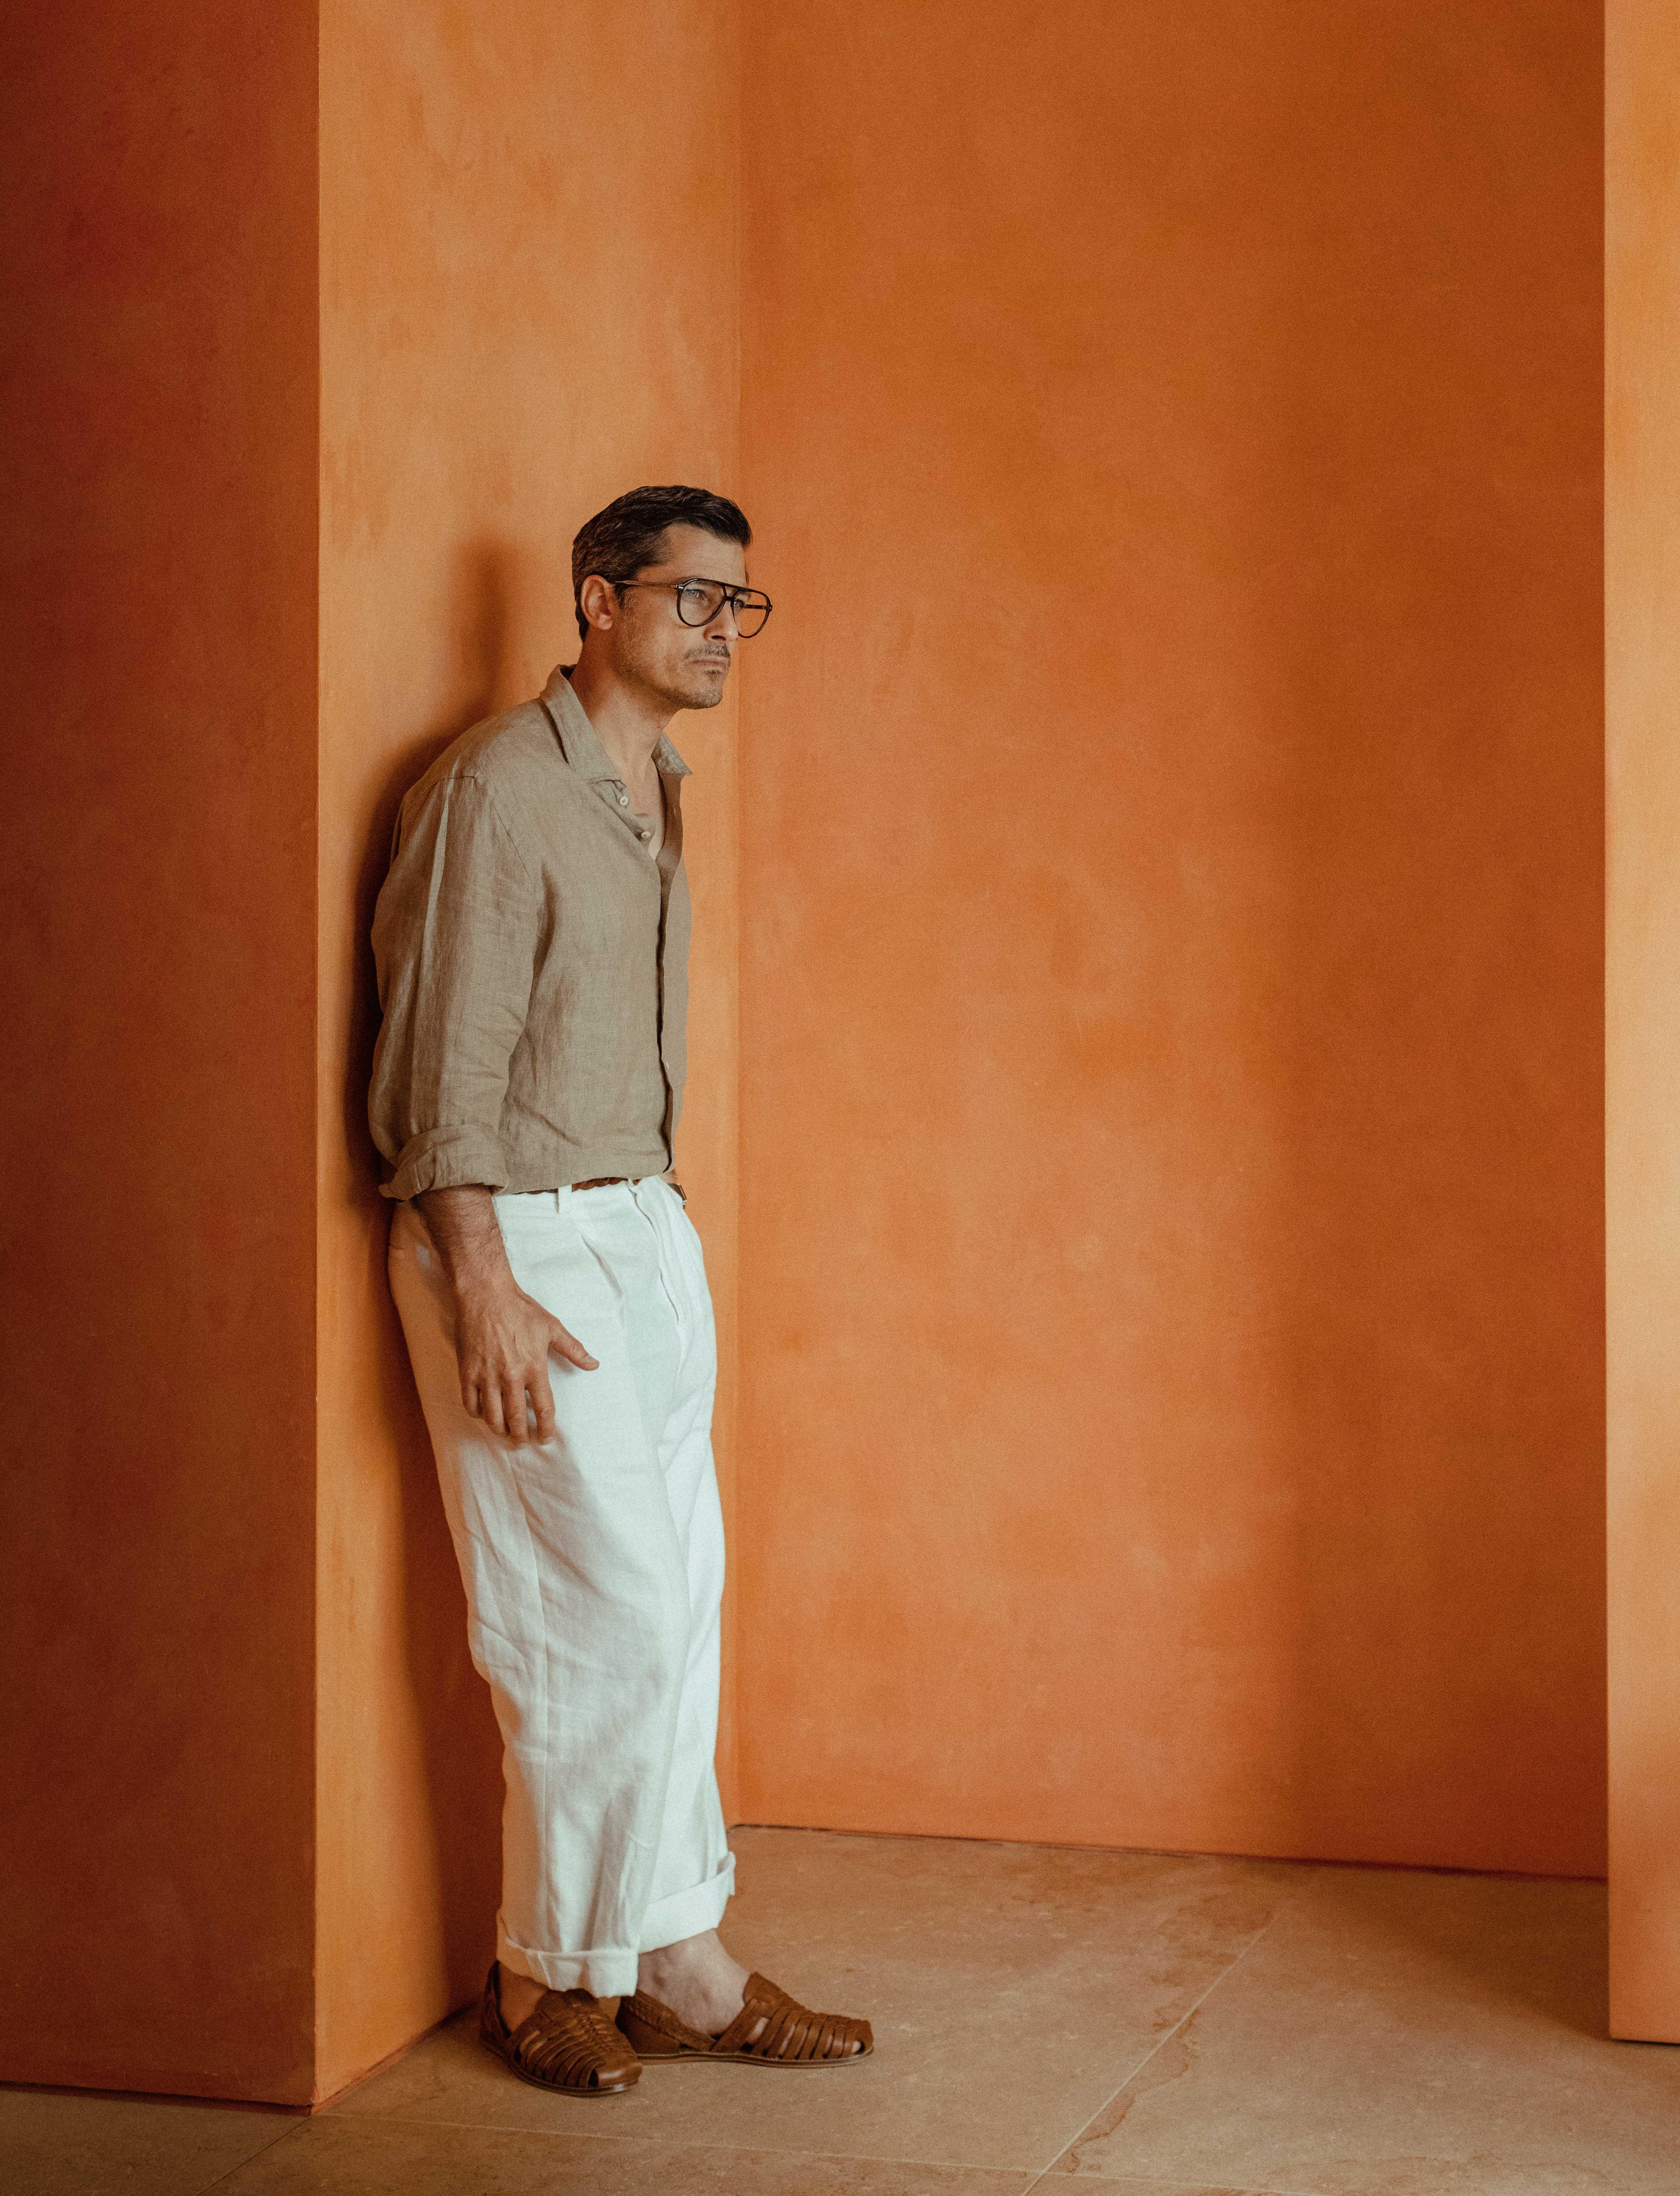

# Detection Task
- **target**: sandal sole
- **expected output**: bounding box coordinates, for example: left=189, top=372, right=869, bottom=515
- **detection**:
left=480, top=2030, right=640, bottom=2098
left=626, top=2043, right=873, bottom=2069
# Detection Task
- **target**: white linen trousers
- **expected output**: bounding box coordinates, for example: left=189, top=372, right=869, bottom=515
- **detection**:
left=388, top=1176, right=733, bottom=1998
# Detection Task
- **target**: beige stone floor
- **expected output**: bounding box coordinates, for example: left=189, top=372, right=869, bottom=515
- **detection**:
left=6, top=1828, right=1678, bottom=2195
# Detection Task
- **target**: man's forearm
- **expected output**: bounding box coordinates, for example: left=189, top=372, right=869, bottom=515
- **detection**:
left=415, top=1184, right=515, bottom=1297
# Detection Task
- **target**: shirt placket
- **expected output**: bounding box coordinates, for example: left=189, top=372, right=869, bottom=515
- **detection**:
left=593, top=771, right=678, bottom=1163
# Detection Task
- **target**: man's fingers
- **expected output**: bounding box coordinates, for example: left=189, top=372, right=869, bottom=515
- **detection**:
left=503, top=1378, right=530, bottom=1443
left=529, top=1374, right=557, bottom=1443
left=456, top=1301, right=593, bottom=1441
left=550, top=1317, right=598, bottom=1371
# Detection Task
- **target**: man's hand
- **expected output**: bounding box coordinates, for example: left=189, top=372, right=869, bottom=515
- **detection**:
left=415, top=1186, right=598, bottom=1440
left=454, top=1276, right=597, bottom=1440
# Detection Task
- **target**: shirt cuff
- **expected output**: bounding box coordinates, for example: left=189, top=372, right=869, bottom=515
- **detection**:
left=380, top=1124, right=511, bottom=1202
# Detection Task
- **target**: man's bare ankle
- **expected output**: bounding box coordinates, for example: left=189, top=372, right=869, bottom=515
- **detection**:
left=497, top=1963, right=548, bottom=2029
left=636, top=1930, right=749, bottom=2035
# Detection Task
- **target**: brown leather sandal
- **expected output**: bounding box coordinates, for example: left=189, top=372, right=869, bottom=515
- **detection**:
left=479, top=1962, right=640, bottom=2096
left=615, top=1970, right=873, bottom=2068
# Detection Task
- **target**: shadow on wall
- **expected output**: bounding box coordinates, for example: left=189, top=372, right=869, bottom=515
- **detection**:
left=337, top=534, right=520, bottom=1178
left=335, top=536, right=527, bottom=2000
left=1256, top=15, right=1604, bottom=1877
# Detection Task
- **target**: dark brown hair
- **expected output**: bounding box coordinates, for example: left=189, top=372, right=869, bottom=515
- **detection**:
left=570, top=485, right=752, bottom=642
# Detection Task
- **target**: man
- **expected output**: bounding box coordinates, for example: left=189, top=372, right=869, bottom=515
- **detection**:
left=369, top=485, right=871, bottom=2096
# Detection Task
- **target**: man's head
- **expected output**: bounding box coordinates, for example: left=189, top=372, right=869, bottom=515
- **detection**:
left=571, top=485, right=758, bottom=713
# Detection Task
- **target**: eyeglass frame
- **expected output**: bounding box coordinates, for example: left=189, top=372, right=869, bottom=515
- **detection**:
left=606, top=576, right=774, bottom=637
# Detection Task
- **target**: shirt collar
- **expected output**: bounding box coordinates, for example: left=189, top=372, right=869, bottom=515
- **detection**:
left=541, top=664, right=693, bottom=781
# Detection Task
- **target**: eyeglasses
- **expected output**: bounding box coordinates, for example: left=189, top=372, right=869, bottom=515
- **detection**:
left=610, top=577, right=774, bottom=638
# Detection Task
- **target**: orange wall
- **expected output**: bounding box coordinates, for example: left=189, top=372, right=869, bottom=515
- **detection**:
left=737, top=0, right=1605, bottom=1874
left=315, top=0, right=742, bottom=2097
left=4, top=0, right=1618, bottom=2111
left=0, top=4, right=320, bottom=2100
left=1607, top=0, right=1680, bottom=2043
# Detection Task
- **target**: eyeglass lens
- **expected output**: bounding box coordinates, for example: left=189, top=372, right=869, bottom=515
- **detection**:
left=675, top=581, right=771, bottom=637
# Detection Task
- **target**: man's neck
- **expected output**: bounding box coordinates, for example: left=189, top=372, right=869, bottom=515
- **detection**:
left=566, top=655, right=671, bottom=785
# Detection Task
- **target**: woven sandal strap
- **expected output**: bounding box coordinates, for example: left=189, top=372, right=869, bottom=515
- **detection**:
left=513, top=1990, right=624, bottom=2086
left=716, top=1972, right=866, bottom=2061
left=619, top=1988, right=715, bottom=2052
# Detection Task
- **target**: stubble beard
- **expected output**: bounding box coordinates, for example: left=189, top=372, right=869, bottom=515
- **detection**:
left=671, top=652, right=731, bottom=711
left=627, top=635, right=730, bottom=713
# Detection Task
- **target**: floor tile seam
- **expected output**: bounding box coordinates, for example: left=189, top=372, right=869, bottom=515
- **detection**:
left=324, top=2106, right=1049, bottom=2176
left=1026, top=1913, right=1284, bottom=2177
left=188, top=2120, right=308, bottom=2193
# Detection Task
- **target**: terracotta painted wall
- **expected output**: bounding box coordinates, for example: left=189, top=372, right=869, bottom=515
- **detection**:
left=1607, top=0, right=1680, bottom=2045
left=5, top=0, right=1617, bottom=2111
left=315, top=0, right=742, bottom=2097
left=737, top=0, right=1605, bottom=1874
left=0, top=4, right=319, bottom=2101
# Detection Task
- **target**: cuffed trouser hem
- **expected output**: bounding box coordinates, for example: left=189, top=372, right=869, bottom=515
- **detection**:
left=638, top=1851, right=736, bottom=1955
left=499, top=1849, right=734, bottom=1997
left=498, top=1931, right=640, bottom=2001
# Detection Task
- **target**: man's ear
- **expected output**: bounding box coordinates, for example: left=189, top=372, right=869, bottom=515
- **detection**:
left=578, top=574, right=618, bottom=632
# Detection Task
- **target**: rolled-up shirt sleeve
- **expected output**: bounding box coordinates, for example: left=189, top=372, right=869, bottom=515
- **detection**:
left=368, top=770, right=543, bottom=1201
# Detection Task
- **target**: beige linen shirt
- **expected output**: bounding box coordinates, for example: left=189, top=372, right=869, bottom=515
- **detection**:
left=368, top=665, right=692, bottom=1200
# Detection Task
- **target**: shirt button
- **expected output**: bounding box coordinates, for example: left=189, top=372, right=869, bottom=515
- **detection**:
left=638, top=828, right=650, bottom=840
left=617, top=790, right=629, bottom=806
